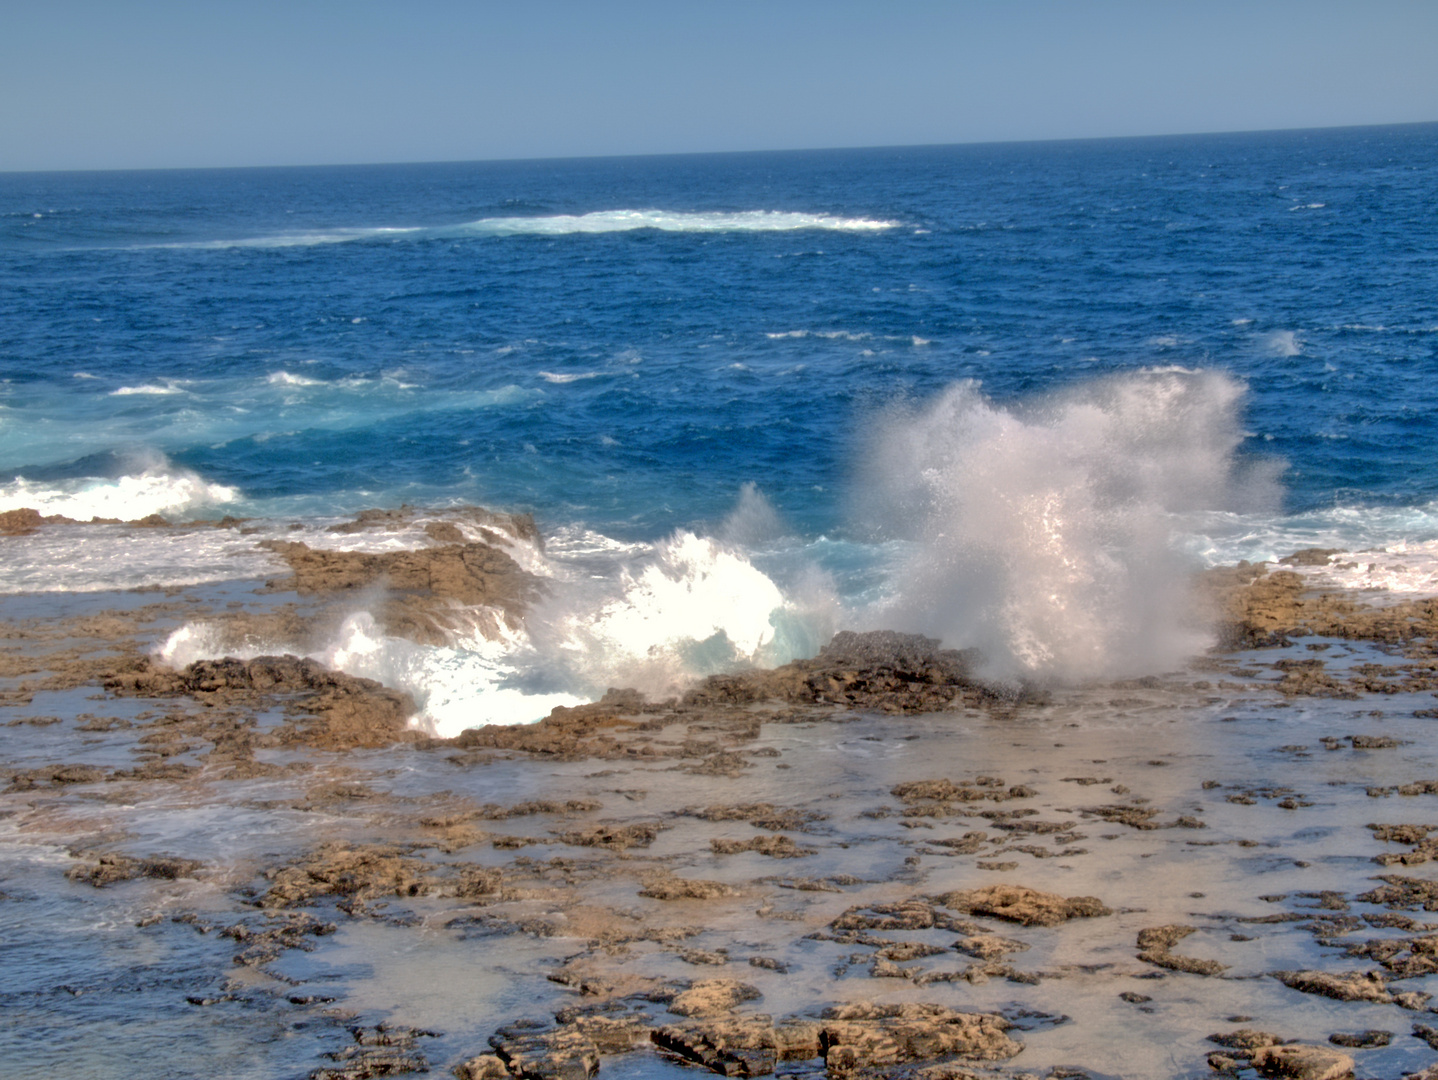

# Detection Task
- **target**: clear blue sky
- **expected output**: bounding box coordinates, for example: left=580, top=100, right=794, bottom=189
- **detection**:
left=3, top=0, right=1435, bottom=172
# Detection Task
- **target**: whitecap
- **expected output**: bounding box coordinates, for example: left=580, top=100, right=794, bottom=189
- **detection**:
left=110, top=383, right=186, bottom=396
left=537, top=371, right=602, bottom=384
left=266, top=371, right=325, bottom=387
left=457, top=209, right=899, bottom=236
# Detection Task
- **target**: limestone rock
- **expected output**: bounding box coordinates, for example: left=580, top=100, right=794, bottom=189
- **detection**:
left=667, top=980, right=763, bottom=1017
left=940, top=884, right=1111, bottom=927
left=490, top=1028, right=600, bottom=1080
left=1250, top=1044, right=1354, bottom=1080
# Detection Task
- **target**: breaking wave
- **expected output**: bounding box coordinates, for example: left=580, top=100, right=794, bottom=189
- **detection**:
left=0, top=456, right=238, bottom=521
left=141, top=210, right=899, bottom=250
left=155, top=502, right=836, bottom=735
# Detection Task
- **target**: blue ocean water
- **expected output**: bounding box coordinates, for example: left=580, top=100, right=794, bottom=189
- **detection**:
left=2, top=124, right=1437, bottom=724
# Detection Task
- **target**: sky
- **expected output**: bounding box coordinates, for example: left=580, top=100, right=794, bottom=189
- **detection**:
left=2, top=0, right=1436, bottom=172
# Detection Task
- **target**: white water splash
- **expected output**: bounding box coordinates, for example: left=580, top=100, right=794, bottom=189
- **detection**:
left=856, top=369, right=1280, bottom=683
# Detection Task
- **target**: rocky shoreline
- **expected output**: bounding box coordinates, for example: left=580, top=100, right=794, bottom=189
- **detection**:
left=7, top=510, right=1438, bottom=1079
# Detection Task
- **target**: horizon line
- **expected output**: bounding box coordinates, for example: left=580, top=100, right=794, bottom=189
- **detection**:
left=4, top=118, right=1436, bottom=178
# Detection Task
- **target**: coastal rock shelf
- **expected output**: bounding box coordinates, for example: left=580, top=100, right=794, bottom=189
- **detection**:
left=7, top=531, right=1438, bottom=1078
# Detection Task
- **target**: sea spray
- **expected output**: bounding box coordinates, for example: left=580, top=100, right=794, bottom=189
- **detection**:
left=154, top=507, right=836, bottom=733
left=855, top=368, right=1281, bottom=683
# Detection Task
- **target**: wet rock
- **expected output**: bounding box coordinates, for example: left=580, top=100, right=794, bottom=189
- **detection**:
left=1279, top=549, right=1345, bottom=568
left=1327, top=1030, right=1390, bottom=1048
left=260, top=523, right=541, bottom=646
left=1208, top=1029, right=1285, bottom=1051
left=65, top=852, right=203, bottom=888
left=555, top=823, right=661, bottom=850
left=651, top=1014, right=815, bottom=1077
left=833, top=900, right=966, bottom=933
left=667, top=980, right=762, bottom=1017
left=315, top=1025, right=433, bottom=1079
left=954, top=935, right=1029, bottom=961
left=1357, top=876, right=1438, bottom=910
left=682, top=631, right=1013, bottom=714
left=565, top=1015, right=654, bottom=1054
left=455, top=1053, right=510, bottom=1080
left=1271, top=970, right=1393, bottom=1004
left=940, top=884, right=1111, bottom=927
left=490, top=1027, right=600, bottom=1080
left=1249, top=1044, right=1354, bottom=1080
left=105, top=655, right=416, bottom=750
left=711, top=835, right=815, bottom=858
left=1137, top=925, right=1228, bottom=976
left=681, top=804, right=827, bottom=832
left=818, top=1003, right=1021, bottom=1072
left=639, top=875, right=736, bottom=901
left=261, top=842, right=496, bottom=910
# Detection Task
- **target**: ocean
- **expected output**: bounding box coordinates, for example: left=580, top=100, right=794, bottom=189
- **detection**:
left=3, top=123, right=1437, bottom=730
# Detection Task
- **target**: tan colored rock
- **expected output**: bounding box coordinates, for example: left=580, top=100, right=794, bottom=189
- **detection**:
left=490, top=1028, right=599, bottom=1080
left=818, top=1003, right=1020, bottom=1072
left=940, top=884, right=1111, bottom=927
left=639, top=875, right=736, bottom=901
left=455, top=1053, right=510, bottom=1080
left=1250, top=1044, right=1354, bottom=1080
left=1272, top=970, right=1392, bottom=1004
left=667, top=979, right=762, bottom=1017
left=954, top=935, right=1029, bottom=960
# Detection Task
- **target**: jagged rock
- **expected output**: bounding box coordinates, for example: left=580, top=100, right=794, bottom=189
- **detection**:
left=651, top=1015, right=796, bottom=1077
left=666, top=980, right=762, bottom=1017
left=566, top=1015, right=654, bottom=1054
left=455, top=1053, right=510, bottom=1080
left=940, top=884, right=1111, bottom=927
left=639, top=875, right=736, bottom=901
left=1272, top=970, right=1392, bottom=1004
left=105, top=655, right=416, bottom=750
left=954, top=935, right=1029, bottom=960
left=818, top=1003, right=1021, bottom=1072
left=1136, top=925, right=1227, bottom=976
left=490, top=1028, right=600, bottom=1080
left=260, top=518, right=541, bottom=646
left=710, top=835, right=815, bottom=858
left=1208, top=1030, right=1285, bottom=1051
left=1249, top=1044, right=1354, bottom=1079
left=1327, top=1030, right=1389, bottom=1049
left=65, top=852, right=203, bottom=888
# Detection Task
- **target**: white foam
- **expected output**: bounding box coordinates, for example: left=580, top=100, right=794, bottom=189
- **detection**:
left=537, top=371, right=602, bottom=384
left=0, top=526, right=275, bottom=594
left=157, top=614, right=585, bottom=733
left=266, top=371, right=325, bottom=387
left=460, top=210, right=899, bottom=236
left=766, top=329, right=872, bottom=341
left=0, top=463, right=238, bottom=521
left=132, top=210, right=898, bottom=251
left=1183, top=502, right=1438, bottom=574
left=110, top=383, right=186, bottom=396
left=536, top=531, right=798, bottom=701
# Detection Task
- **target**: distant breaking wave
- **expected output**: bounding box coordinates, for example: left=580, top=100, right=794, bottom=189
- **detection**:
left=144, top=209, right=899, bottom=250
left=457, top=209, right=899, bottom=235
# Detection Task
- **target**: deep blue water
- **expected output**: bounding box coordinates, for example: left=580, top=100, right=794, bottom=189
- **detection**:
left=3, top=124, right=1436, bottom=538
